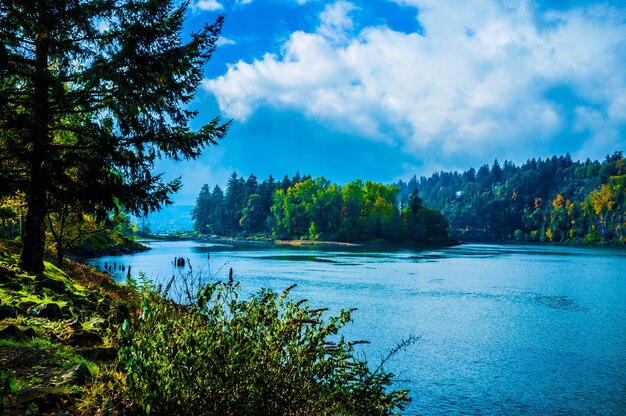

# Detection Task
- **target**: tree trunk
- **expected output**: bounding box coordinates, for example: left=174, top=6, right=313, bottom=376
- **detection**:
left=19, top=35, right=49, bottom=273
left=20, top=179, right=47, bottom=273
left=56, top=241, right=64, bottom=268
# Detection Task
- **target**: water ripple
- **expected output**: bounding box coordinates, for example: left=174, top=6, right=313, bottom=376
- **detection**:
left=409, top=289, right=587, bottom=311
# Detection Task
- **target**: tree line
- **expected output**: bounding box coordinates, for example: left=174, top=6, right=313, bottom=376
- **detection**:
left=192, top=173, right=452, bottom=244
left=397, top=151, right=626, bottom=243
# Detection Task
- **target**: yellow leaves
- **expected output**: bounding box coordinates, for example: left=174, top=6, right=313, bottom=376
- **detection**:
left=0, top=193, right=26, bottom=213
left=545, top=228, right=553, bottom=241
left=566, top=199, right=575, bottom=217
left=589, top=184, right=615, bottom=216
left=552, top=194, right=565, bottom=210
left=586, top=174, right=626, bottom=217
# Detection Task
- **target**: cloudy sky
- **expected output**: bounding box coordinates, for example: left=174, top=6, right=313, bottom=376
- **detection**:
left=162, top=0, right=626, bottom=205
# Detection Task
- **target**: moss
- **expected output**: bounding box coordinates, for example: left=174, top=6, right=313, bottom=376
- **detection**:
left=0, top=239, right=131, bottom=414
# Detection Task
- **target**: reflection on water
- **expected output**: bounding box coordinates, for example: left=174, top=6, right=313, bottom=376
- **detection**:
left=86, top=242, right=626, bottom=415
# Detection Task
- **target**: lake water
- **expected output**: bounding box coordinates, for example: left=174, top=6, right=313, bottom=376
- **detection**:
left=86, top=241, right=626, bottom=415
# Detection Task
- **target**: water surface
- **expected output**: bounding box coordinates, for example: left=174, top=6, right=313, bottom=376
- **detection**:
left=87, top=241, right=626, bottom=415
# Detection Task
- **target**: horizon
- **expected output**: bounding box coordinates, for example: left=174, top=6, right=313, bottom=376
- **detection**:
left=158, top=0, right=626, bottom=205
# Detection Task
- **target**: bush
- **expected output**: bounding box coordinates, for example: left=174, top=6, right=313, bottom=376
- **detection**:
left=117, top=272, right=411, bottom=415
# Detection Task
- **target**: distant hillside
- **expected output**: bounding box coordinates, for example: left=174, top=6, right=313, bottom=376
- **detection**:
left=135, top=205, right=194, bottom=235
left=396, top=152, right=626, bottom=243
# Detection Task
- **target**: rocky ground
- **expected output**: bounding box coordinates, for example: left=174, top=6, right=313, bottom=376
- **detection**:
left=0, top=241, right=135, bottom=415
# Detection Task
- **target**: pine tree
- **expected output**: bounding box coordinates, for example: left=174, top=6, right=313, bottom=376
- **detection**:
left=209, top=185, right=225, bottom=235
left=0, top=0, right=229, bottom=271
left=491, top=159, right=503, bottom=183
left=192, top=185, right=212, bottom=234
left=224, top=173, right=246, bottom=233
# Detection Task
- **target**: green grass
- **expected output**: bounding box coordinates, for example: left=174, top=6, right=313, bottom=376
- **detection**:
left=0, top=337, right=99, bottom=376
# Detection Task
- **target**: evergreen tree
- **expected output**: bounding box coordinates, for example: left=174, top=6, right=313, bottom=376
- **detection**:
left=240, top=193, right=265, bottom=233
left=209, top=185, right=225, bottom=235
left=491, top=159, right=503, bottom=183
left=258, top=176, right=276, bottom=232
left=192, top=185, right=212, bottom=234
left=0, top=0, right=228, bottom=271
left=476, top=164, right=491, bottom=189
left=245, top=174, right=259, bottom=197
left=408, top=190, right=423, bottom=215
left=224, top=173, right=246, bottom=233
left=464, top=168, right=476, bottom=183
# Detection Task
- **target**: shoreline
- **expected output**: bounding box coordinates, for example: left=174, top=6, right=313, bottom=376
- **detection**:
left=455, top=238, right=626, bottom=249
left=68, top=242, right=151, bottom=259
left=144, top=233, right=460, bottom=249
left=274, top=239, right=361, bottom=247
left=143, top=232, right=626, bottom=251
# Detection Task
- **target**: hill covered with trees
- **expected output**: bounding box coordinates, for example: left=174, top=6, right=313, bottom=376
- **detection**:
left=192, top=173, right=452, bottom=244
left=395, top=152, right=626, bottom=243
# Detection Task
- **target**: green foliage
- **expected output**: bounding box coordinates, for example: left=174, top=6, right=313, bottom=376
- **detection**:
left=1, top=0, right=229, bottom=272
left=118, top=276, right=411, bottom=415
left=193, top=173, right=452, bottom=244
left=401, top=151, right=626, bottom=243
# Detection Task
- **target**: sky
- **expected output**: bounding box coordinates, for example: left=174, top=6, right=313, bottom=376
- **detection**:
left=159, top=0, right=626, bottom=205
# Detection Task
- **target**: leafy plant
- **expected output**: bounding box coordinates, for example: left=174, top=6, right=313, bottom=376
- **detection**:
left=117, top=271, right=412, bottom=415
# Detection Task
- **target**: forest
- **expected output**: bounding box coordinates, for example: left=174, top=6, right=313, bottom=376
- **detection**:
left=395, top=151, right=626, bottom=243
left=192, top=151, right=626, bottom=245
left=191, top=173, right=451, bottom=244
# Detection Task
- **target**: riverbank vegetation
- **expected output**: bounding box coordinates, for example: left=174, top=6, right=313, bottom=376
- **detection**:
left=396, top=152, right=626, bottom=243
left=0, top=241, right=412, bottom=415
left=192, top=174, right=453, bottom=244
left=0, top=196, right=148, bottom=265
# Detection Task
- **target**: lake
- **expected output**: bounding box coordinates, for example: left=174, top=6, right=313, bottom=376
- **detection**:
left=86, top=241, right=626, bottom=415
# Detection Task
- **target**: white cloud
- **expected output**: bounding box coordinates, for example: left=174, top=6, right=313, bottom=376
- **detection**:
left=192, top=0, right=223, bottom=13
left=317, top=1, right=358, bottom=43
left=204, top=0, right=626, bottom=161
left=217, top=36, right=236, bottom=46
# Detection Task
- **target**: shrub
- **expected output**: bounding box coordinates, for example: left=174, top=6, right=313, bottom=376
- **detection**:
left=117, top=272, right=411, bottom=415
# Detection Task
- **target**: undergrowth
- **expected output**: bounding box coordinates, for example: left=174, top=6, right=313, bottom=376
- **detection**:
left=83, top=269, right=415, bottom=415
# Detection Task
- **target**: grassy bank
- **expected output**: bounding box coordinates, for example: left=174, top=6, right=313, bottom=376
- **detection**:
left=0, top=241, right=412, bottom=415
left=0, top=241, right=133, bottom=415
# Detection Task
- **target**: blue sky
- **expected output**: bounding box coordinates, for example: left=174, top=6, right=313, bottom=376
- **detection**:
left=160, top=0, right=626, bottom=205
